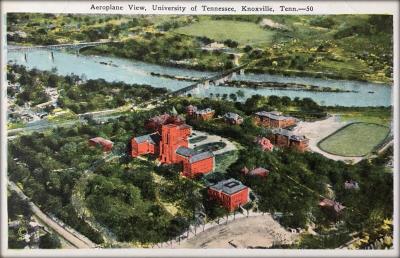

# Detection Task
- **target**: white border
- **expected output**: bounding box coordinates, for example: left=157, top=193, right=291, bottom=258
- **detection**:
left=0, top=1, right=399, bottom=257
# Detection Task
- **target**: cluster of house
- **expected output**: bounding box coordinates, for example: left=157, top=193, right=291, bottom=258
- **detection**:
left=186, top=105, right=245, bottom=125
left=7, top=81, right=59, bottom=124
left=8, top=219, right=48, bottom=249
left=85, top=107, right=311, bottom=212
left=253, top=111, right=309, bottom=152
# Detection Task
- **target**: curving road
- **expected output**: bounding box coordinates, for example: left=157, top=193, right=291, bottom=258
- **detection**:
left=8, top=181, right=96, bottom=249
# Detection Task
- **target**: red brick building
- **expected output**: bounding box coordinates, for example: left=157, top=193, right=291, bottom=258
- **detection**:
left=186, top=105, right=198, bottom=116
left=224, top=112, right=244, bottom=125
left=208, top=178, right=249, bottom=212
left=254, top=136, right=274, bottom=152
left=187, top=105, right=215, bottom=121
left=176, top=147, right=215, bottom=178
left=132, top=119, right=214, bottom=178
left=159, top=123, right=191, bottom=164
left=268, top=128, right=309, bottom=152
left=254, top=111, right=297, bottom=128
left=131, top=133, right=160, bottom=157
left=89, top=137, right=113, bottom=152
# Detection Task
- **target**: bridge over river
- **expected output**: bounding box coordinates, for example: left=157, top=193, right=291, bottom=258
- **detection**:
left=7, top=40, right=118, bottom=52
left=7, top=41, right=118, bottom=62
left=170, top=63, right=248, bottom=96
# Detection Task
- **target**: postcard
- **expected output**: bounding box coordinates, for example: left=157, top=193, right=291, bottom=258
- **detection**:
left=0, top=1, right=398, bottom=257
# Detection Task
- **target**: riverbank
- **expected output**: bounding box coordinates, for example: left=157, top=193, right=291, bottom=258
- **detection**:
left=244, top=67, right=392, bottom=86
left=7, top=50, right=392, bottom=107
left=224, top=80, right=357, bottom=93
left=150, top=72, right=201, bottom=82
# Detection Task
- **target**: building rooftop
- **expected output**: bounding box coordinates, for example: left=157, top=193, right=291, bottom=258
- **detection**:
left=189, top=151, right=214, bottom=163
left=134, top=133, right=160, bottom=145
left=196, top=108, right=215, bottom=115
left=209, top=178, right=247, bottom=195
left=272, top=128, right=307, bottom=141
left=255, top=111, right=294, bottom=121
left=249, top=167, right=269, bottom=176
left=148, top=113, right=171, bottom=123
left=89, top=137, right=113, bottom=146
left=319, top=198, right=345, bottom=213
left=176, top=146, right=195, bottom=157
left=224, top=112, right=242, bottom=120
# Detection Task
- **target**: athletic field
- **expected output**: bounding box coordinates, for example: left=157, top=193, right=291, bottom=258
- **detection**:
left=318, top=123, right=390, bottom=157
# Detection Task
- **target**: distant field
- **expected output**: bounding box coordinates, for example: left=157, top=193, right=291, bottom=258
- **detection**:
left=174, top=19, right=276, bottom=45
left=337, top=110, right=392, bottom=126
left=318, top=123, right=390, bottom=157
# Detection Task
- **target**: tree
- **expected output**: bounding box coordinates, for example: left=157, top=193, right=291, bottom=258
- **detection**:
left=236, top=90, right=245, bottom=98
left=39, top=234, right=61, bottom=249
left=229, top=93, right=237, bottom=102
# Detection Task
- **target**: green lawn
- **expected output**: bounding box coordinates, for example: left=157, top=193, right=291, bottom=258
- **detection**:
left=318, top=123, right=390, bottom=156
left=337, top=110, right=392, bottom=126
left=174, top=19, right=276, bottom=46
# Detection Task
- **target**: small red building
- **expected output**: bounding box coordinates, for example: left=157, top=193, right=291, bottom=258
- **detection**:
left=246, top=167, right=270, bottom=177
left=89, top=137, right=113, bottom=152
left=208, top=178, right=249, bottom=212
left=195, top=108, right=215, bottom=121
left=254, top=136, right=274, bottom=152
left=319, top=198, right=345, bottom=217
left=254, top=111, right=297, bottom=128
left=268, top=128, right=309, bottom=152
left=131, top=133, right=160, bottom=157
left=186, top=105, right=198, bottom=116
left=224, top=112, right=244, bottom=125
left=176, top=147, right=214, bottom=178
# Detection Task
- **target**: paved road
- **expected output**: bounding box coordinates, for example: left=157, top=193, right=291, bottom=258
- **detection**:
left=8, top=181, right=96, bottom=249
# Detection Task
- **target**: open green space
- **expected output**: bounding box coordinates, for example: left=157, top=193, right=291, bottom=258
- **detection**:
left=174, top=18, right=276, bottom=46
left=318, top=123, right=390, bottom=156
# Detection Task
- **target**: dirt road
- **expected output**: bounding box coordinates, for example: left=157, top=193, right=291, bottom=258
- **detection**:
left=177, top=213, right=297, bottom=248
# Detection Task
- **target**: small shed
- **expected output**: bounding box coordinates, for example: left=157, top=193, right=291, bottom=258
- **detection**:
left=89, top=137, right=113, bottom=152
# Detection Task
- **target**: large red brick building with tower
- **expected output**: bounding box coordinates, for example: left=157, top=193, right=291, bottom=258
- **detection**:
left=208, top=178, right=249, bottom=211
left=131, top=115, right=214, bottom=178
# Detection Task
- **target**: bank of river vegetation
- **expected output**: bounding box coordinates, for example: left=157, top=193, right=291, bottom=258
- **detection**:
left=224, top=80, right=357, bottom=93
left=7, top=64, right=167, bottom=115
left=7, top=14, right=393, bottom=84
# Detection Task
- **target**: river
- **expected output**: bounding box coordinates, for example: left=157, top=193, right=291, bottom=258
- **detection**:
left=7, top=49, right=392, bottom=107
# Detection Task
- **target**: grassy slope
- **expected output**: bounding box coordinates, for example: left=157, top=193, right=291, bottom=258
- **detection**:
left=319, top=123, right=390, bottom=156
left=174, top=18, right=277, bottom=45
